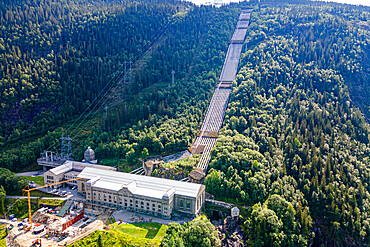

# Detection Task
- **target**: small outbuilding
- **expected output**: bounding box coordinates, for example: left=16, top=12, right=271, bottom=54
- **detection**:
left=231, top=206, right=240, bottom=219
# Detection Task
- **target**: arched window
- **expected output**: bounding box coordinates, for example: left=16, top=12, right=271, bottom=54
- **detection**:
left=180, top=200, right=184, bottom=208
left=186, top=201, right=190, bottom=209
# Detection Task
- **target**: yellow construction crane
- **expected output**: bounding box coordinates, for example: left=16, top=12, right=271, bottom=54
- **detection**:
left=22, top=177, right=83, bottom=230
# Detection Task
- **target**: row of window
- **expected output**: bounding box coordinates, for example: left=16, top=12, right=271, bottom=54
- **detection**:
left=179, top=200, right=191, bottom=209
left=86, top=190, right=170, bottom=213
left=90, top=196, right=166, bottom=212
left=87, top=193, right=163, bottom=207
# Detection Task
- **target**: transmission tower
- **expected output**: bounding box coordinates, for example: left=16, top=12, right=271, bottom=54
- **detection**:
left=60, top=135, right=73, bottom=160
left=123, top=60, right=133, bottom=85
left=104, top=104, right=108, bottom=130
left=129, top=60, right=132, bottom=82
left=172, top=70, right=175, bottom=86
left=124, top=61, right=126, bottom=84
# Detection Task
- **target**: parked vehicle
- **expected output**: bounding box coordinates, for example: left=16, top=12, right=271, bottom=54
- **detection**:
left=33, top=225, right=45, bottom=234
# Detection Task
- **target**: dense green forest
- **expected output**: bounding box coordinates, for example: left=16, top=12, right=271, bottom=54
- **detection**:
left=1, top=0, right=370, bottom=246
left=0, top=0, right=241, bottom=171
left=205, top=1, right=370, bottom=246
left=0, top=0, right=186, bottom=168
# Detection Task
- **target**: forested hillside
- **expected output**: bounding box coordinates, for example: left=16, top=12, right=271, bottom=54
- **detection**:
left=0, top=0, right=243, bottom=171
left=205, top=1, right=370, bottom=246
left=0, top=0, right=191, bottom=167
left=0, top=0, right=180, bottom=138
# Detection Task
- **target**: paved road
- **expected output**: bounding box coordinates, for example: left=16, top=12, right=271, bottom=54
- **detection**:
left=16, top=170, right=44, bottom=176
left=205, top=199, right=233, bottom=209
left=36, top=184, right=86, bottom=201
left=112, top=210, right=192, bottom=225
left=23, top=182, right=85, bottom=201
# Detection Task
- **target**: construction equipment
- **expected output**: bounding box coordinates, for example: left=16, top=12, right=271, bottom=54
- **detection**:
left=22, top=177, right=83, bottom=231
left=31, top=239, right=41, bottom=247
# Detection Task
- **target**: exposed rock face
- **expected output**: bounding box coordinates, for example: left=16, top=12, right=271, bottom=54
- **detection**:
left=217, top=216, right=245, bottom=247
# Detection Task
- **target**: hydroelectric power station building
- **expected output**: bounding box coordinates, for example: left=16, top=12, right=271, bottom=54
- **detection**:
left=77, top=167, right=205, bottom=219
left=43, top=147, right=205, bottom=219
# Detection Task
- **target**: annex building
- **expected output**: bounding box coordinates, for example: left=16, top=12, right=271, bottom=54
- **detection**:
left=44, top=160, right=116, bottom=188
left=77, top=167, right=206, bottom=219
left=44, top=146, right=116, bottom=188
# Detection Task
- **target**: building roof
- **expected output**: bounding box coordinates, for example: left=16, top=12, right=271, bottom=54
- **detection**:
left=68, top=161, right=116, bottom=171
left=189, top=169, right=206, bottom=181
left=134, top=187, right=167, bottom=200
left=231, top=206, right=240, bottom=212
left=48, top=160, right=115, bottom=176
left=64, top=170, right=80, bottom=177
left=49, top=162, right=73, bottom=176
left=78, top=167, right=204, bottom=199
left=93, top=180, right=125, bottom=192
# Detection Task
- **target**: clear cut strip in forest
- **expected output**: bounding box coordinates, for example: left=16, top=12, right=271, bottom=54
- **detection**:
left=193, top=10, right=252, bottom=174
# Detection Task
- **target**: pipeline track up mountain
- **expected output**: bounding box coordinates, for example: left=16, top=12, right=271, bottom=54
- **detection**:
left=189, top=9, right=252, bottom=182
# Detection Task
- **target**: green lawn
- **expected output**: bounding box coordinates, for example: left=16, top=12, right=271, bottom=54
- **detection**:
left=0, top=224, right=7, bottom=240
left=69, top=222, right=168, bottom=247
left=23, top=176, right=44, bottom=185
left=31, top=198, right=64, bottom=206
left=115, top=222, right=167, bottom=240
left=5, top=198, right=63, bottom=219
left=5, top=198, right=38, bottom=219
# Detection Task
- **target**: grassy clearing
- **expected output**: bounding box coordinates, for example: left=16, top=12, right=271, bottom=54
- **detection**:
left=115, top=222, right=167, bottom=240
left=109, top=217, right=116, bottom=224
left=5, top=198, right=38, bottom=219
left=5, top=198, right=63, bottom=219
left=0, top=224, right=7, bottom=247
left=31, top=198, right=64, bottom=206
left=69, top=222, right=168, bottom=247
left=23, top=176, right=44, bottom=185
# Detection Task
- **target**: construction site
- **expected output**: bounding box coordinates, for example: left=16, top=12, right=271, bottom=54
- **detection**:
left=7, top=201, right=109, bottom=247
left=5, top=175, right=110, bottom=247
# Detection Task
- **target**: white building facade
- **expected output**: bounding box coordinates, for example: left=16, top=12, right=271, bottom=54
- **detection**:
left=77, top=167, right=206, bottom=219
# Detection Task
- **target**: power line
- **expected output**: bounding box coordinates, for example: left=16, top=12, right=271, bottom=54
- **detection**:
left=44, top=16, right=176, bottom=154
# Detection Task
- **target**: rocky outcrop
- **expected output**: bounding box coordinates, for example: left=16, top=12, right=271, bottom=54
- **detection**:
left=217, top=216, right=245, bottom=247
